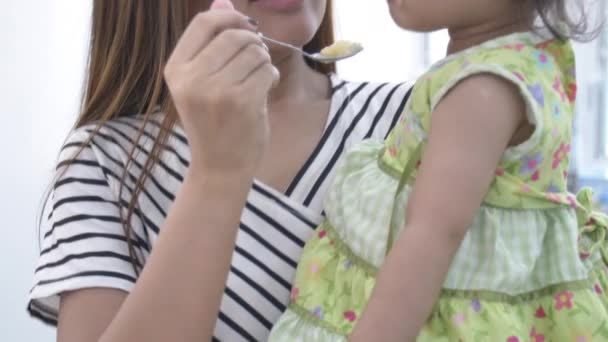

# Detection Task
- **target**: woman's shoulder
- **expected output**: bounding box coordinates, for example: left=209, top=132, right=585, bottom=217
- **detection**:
left=58, top=112, right=189, bottom=180
left=68, top=111, right=180, bottom=146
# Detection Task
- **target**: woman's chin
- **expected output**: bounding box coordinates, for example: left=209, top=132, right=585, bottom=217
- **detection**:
left=234, top=0, right=325, bottom=48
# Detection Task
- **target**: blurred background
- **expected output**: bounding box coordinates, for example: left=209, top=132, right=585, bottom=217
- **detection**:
left=1, top=0, right=605, bottom=340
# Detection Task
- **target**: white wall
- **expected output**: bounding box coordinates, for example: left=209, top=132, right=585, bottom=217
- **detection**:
left=1, top=1, right=91, bottom=341
left=334, top=0, right=448, bottom=82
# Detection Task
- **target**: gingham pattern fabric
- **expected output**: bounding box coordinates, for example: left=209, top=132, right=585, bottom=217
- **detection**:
left=325, top=139, right=594, bottom=294
left=323, top=140, right=398, bottom=268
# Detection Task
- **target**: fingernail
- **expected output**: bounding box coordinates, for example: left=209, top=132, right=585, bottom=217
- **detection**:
left=247, top=16, right=259, bottom=27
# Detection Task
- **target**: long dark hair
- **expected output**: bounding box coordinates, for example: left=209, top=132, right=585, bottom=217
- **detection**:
left=52, top=0, right=335, bottom=274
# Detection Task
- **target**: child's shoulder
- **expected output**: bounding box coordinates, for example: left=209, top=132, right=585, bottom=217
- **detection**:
left=427, top=32, right=567, bottom=77
left=413, top=32, right=575, bottom=109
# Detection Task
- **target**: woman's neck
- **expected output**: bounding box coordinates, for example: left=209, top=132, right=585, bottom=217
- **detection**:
left=267, top=50, right=330, bottom=106
left=447, top=19, right=529, bottom=55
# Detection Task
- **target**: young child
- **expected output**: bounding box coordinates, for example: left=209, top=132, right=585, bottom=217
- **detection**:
left=269, top=0, right=608, bottom=341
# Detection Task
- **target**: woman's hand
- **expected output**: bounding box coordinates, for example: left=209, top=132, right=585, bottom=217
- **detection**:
left=164, top=6, right=279, bottom=176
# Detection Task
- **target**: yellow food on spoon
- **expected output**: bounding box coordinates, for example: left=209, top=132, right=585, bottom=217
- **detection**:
left=320, top=40, right=362, bottom=59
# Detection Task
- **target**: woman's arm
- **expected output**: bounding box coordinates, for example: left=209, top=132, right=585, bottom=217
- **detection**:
left=57, top=9, right=278, bottom=342
left=59, top=170, right=252, bottom=342
left=350, top=74, right=527, bottom=341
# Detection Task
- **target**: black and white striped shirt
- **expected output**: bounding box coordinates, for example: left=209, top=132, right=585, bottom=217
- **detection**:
left=28, top=74, right=412, bottom=341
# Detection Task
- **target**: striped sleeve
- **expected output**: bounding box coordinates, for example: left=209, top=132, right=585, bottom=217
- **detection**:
left=28, top=129, right=146, bottom=325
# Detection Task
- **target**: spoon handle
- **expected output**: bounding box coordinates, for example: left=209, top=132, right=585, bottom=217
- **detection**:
left=258, top=33, right=314, bottom=59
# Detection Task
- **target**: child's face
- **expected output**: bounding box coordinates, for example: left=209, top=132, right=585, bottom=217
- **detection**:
left=386, top=0, right=523, bottom=32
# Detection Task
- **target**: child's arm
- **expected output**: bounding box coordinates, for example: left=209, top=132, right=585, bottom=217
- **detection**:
left=350, top=74, right=528, bottom=341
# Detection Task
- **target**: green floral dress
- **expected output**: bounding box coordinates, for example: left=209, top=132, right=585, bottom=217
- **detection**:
left=269, top=32, right=608, bottom=341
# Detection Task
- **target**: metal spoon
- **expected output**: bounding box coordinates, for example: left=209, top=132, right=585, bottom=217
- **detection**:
left=259, top=34, right=363, bottom=64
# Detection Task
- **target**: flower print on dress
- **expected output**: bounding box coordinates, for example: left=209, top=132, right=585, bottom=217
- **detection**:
left=553, top=76, right=568, bottom=102
left=520, top=152, right=543, bottom=176
left=505, top=43, right=525, bottom=52
left=567, top=82, right=577, bottom=103
left=552, top=100, right=561, bottom=118
left=554, top=291, right=574, bottom=311
left=311, top=306, right=324, bottom=319
left=520, top=153, right=543, bottom=173
left=533, top=50, right=552, bottom=70
left=303, top=258, right=323, bottom=281
left=452, top=313, right=466, bottom=326
left=388, top=146, right=398, bottom=157
left=576, top=335, right=592, bottom=342
left=470, top=299, right=481, bottom=313
left=310, top=262, right=320, bottom=274
left=546, top=184, right=561, bottom=193
left=535, top=306, right=547, bottom=318
left=552, top=143, right=570, bottom=169
left=290, top=287, right=299, bottom=301
left=343, top=311, right=357, bottom=322
left=546, top=193, right=562, bottom=204
left=595, top=284, right=604, bottom=295
left=527, top=83, right=545, bottom=107
left=530, top=327, right=545, bottom=342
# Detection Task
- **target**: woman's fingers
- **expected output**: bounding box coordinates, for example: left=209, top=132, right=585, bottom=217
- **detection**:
left=168, top=10, right=255, bottom=65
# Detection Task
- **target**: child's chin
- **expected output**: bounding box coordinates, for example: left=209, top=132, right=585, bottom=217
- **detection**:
left=389, top=10, right=443, bottom=32
left=386, top=1, right=444, bottom=32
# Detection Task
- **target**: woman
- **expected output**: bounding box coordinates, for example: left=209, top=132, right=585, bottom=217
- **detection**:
left=28, top=0, right=411, bottom=341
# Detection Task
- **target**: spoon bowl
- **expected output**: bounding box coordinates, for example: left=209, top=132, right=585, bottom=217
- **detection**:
left=259, top=34, right=363, bottom=64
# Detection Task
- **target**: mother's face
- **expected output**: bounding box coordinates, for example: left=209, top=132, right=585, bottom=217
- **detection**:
left=233, top=0, right=327, bottom=48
